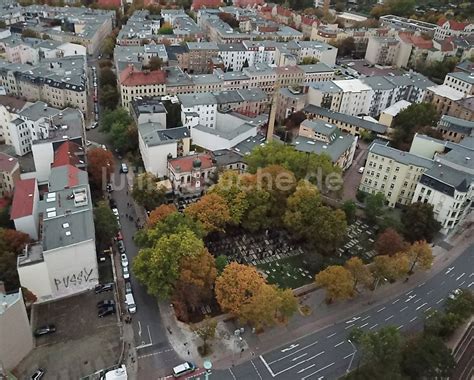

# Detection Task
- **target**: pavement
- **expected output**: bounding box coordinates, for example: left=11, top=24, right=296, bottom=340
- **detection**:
left=342, top=141, right=368, bottom=201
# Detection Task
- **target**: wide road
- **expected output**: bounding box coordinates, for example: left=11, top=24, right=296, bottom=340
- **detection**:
left=208, top=244, right=473, bottom=380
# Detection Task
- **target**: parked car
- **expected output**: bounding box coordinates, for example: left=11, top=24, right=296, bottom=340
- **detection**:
left=358, top=166, right=365, bottom=174
left=125, top=293, right=136, bottom=314
left=118, top=241, right=126, bottom=254
left=172, top=362, right=196, bottom=378
left=30, top=369, right=45, bottom=380
left=106, top=183, right=113, bottom=193
left=95, top=283, right=114, bottom=294
left=34, top=324, right=56, bottom=337
left=97, top=299, right=115, bottom=308
left=448, top=288, right=462, bottom=300
left=112, top=208, right=119, bottom=217
left=109, top=198, right=117, bottom=209
left=98, top=306, right=116, bottom=318
left=125, top=281, right=132, bottom=294
left=122, top=266, right=130, bottom=280
left=120, top=253, right=128, bottom=267
left=120, top=163, right=128, bottom=173
left=116, top=231, right=123, bottom=241
left=91, top=122, right=98, bottom=129
left=97, top=253, right=106, bottom=262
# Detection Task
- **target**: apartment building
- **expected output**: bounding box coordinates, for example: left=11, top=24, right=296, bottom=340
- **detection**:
left=434, top=18, right=474, bottom=41
left=359, top=142, right=434, bottom=207
left=443, top=72, right=474, bottom=96
left=130, top=97, right=168, bottom=126
left=0, top=95, right=28, bottom=143
left=365, top=36, right=400, bottom=66
left=300, top=63, right=335, bottom=85
left=11, top=178, right=39, bottom=240
left=380, top=15, right=437, bottom=36
left=437, top=115, right=474, bottom=143
left=185, top=42, right=220, bottom=74
left=119, top=66, right=167, bottom=109
left=276, top=87, right=306, bottom=122
left=424, top=84, right=468, bottom=117
left=0, top=152, right=19, bottom=198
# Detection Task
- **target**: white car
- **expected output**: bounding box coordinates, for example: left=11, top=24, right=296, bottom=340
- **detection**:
left=112, top=208, right=119, bottom=217
left=122, top=266, right=130, bottom=280
left=91, top=122, right=98, bottom=129
left=86, top=140, right=92, bottom=146
left=448, top=288, right=462, bottom=300
left=120, top=253, right=128, bottom=268
left=358, top=166, right=365, bottom=174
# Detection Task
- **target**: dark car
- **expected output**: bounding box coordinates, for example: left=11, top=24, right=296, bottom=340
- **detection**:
left=98, top=305, right=116, bottom=318
left=95, top=283, right=114, bottom=294
left=117, top=240, right=126, bottom=254
left=109, top=198, right=117, bottom=209
left=34, top=324, right=56, bottom=337
left=97, top=299, right=115, bottom=308
left=30, top=368, right=45, bottom=380
left=106, top=183, right=113, bottom=193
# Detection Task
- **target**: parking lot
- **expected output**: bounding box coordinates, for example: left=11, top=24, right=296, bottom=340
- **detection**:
left=14, top=290, right=121, bottom=379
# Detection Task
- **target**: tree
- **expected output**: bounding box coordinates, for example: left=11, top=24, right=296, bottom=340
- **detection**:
left=148, top=204, right=177, bottom=228
left=147, top=56, right=163, bottom=71
left=100, top=85, right=119, bottom=111
left=192, top=317, right=217, bottom=356
left=215, top=255, right=228, bottom=274
left=215, top=262, right=265, bottom=315
left=345, top=257, right=373, bottom=292
left=284, top=181, right=347, bottom=254
left=101, top=108, right=132, bottom=133
left=21, top=28, right=39, bottom=38
left=87, top=147, right=115, bottom=189
left=158, top=22, right=173, bottom=34
left=94, top=201, right=119, bottom=245
left=0, top=228, right=31, bottom=253
left=185, top=193, right=231, bottom=234
left=365, top=192, right=385, bottom=225
left=406, top=241, right=433, bottom=273
left=301, top=57, right=319, bottom=65
left=0, top=248, right=19, bottom=291
left=372, top=253, right=409, bottom=282
left=218, top=12, right=239, bottom=28
left=209, top=171, right=248, bottom=225
left=334, top=37, right=356, bottom=57
left=445, top=290, right=474, bottom=321
left=100, top=67, right=117, bottom=88
left=102, top=36, right=116, bottom=57
left=341, top=200, right=357, bottom=224
left=401, top=202, right=440, bottom=243
left=392, top=103, right=439, bottom=151
left=240, top=184, right=272, bottom=232
left=401, top=334, right=455, bottom=379
left=132, top=172, right=166, bottom=211
left=315, top=265, right=354, bottom=302
left=374, top=228, right=408, bottom=256
left=133, top=229, right=203, bottom=299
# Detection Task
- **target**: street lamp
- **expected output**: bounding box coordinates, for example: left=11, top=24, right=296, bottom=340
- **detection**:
left=203, top=360, right=212, bottom=380
left=346, top=339, right=357, bottom=374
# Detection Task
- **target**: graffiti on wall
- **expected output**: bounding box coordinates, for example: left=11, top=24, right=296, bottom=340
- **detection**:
left=53, top=267, right=96, bottom=292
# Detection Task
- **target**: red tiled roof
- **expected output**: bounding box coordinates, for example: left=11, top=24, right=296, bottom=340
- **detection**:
left=191, top=0, right=222, bottom=10
left=234, top=0, right=264, bottom=6
left=10, top=178, right=36, bottom=220
left=52, top=141, right=82, bottom=168
left=301, top=16, right=317, bottom=26
left=169, top=154, right=214, bottom=173
left=0, top=152, right=18, bottom=173
left=440, top=37, right=454, bottom=52
left=119, top=65, right=167, bottom=87
left=64, top=164, right=81, bottom=188
left=437, top=18, right=469, bottom=31
left=97, top=0, right=121, bottom=8
left=277, top=6, right=292, bottom=17
left=399, top=32, right=433, bottom=49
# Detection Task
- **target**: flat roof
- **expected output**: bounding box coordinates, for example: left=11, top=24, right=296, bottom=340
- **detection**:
left=369, top=143, right=434, bottom=168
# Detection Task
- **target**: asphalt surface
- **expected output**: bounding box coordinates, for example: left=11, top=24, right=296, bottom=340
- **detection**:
left=207, top=244, right=474, bottom=380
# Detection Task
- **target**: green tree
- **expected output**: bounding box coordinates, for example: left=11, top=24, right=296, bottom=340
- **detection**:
left=345, top=257, right=373, bottom=292
left=21, top=28, right=39, bottom=38
left=100, top=84, right=119, bottom=110
left=333, top=37, right=356, bottom=57
left=445, top=290, right=474, bottom=321
left=215, top=255, right=228, bottom=274
left=101, top=108, right=132, bottom=133
left=100, top=67, right=117, bottom=87
left=401, top=202, right=441, bottom=243
left=192, top=317, right=217, bottom=356
left=365, top=192, right=385, bottom=225
left=110, top=120, right=137, bottom=152
left=341, top=200, right=357, bottom=224
left=93, top=201, right=119, bottom=245
left=102, top=35, right=116, bottom=57
left=301, top=57, right=319, bottom=65
left=132, top=172, right=166, bottom=211
left=147, top=56, right=163, bottom=71
left=133, top=229, right=203, bottom=299
left=372, top=253, right=409, bottom=282
left=158, top=22, right=173, bottom=34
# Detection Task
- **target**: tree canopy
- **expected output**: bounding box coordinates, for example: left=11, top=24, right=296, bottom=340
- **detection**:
left=87, top=147, right=115, bottom=189
left=374, top=228, right=408, bottom=256
left=93, top=201, right=119, bottom=245
left=401, top=202, right=440, bottom=243
left=185, top=193, right=231, bottom=234
left=315, top=265, right=354, bottom=302
left=132, top=172, right=166, bottom=211
left=148, top=204, right=177, bottom=228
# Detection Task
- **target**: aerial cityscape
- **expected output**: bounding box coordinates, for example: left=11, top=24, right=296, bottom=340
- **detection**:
left=0, top=0, right=472, bottom=378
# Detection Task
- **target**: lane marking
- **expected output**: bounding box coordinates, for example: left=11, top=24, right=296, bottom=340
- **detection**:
left=360, top=323, right=369, bottom=328
left=417, top=282, right=426, bottom=287
left=414, top=298, right=421, bottom=304
left=369, top=324, right=378, bottom=330
left=326, top=333, right=337, bottom=339
left=267, top=340, right=319, bottom=365
left=405, top=295, right=416, bottom=302
left=416, top=302, right=428, bottom=311
left=397, top=325, right=404, bottom=330
left=400, top=306, right=408, bottom=312
left=292, top=354, right=308, bottom=362
left=436, top=298, right=444, bottom=304
left=425, top=307, right=431, bottom=313
left=468, top=282, right=474, bottom=288
left=301, top=362, right=335, bottom=380
left=297, top=364, right=315, bottom=374
left=410, top=316, right=417, bottom=322
left=459, top=281, right=466, bottom=287
left=137, top=348, right=174, bottom=359
left=392, top=298, right=400, bottom=304
left=361, top=315, right=371, bottom=321
left=377, top=307, right=386, bottom=313
left=405, top=290, right=413, bottom=295
left=271, top=351, right=325, bottom=376
left=281, top=344, right=300, bottom=353
left=259, top=356, right=276, bottom=377
left=250, top=360, right=263, bottom=380
left=334, top=341, right=345, bottom=348
left=385, top=315, right=394, bottom=321
left=345, top=324, right=355, bottom=330
left=456, top=273, right=465, bottom=281
left=228, top=368, right=237, bottom=380
left=445, top=267, right=454, bottom=274
left=344, top=353, right=353, bottom=359
left=427, top=290, right=433, bottom=295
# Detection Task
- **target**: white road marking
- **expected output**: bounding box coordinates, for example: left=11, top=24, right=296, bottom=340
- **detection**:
left=414, top=298, right=421, bottom=304
left=445, top=267, right=454, bottom=274
left=459, top=281, right=466, bottom=287
left=344, top=353, right=353, bottom=359
left=392, top=298, right=400, bottom=304
left=270, top=351, right=325, bottom=376
left=360, top=323, right=369, bottom=328
left=137, top=348, right=174, bottom=359
left=301, top=362, right=335, bottom=380
left=251, top=360, right=263, bottom=380
left=377, top=307, right=386, bottom=313
left=346, top=317, right=361, bottom=324
left=369, top=324, right=378, bottom=330
left=281, top=344, right=300, bottom=353
left=417, top=282, right=426, bottom=287
left=326, top=333, right=337, bottom=339
left=456, top=273, right=466, bottom=281
left=361, top=315, right=371, bottom=321
left=410, top=316, right=417, bottom=322
left=385, top=315, right=394, bottom=321
left=334, top=341, right=345, bottom=347
left=416, top=302, right=428, bottom=311
left=427, top=290, right=433, bottom=295
left=345, top=324, right=355, bottom=330
left=267, top=341, right=319, bottom=365
left=400, top=306, right=408, bottom=312
left=292, top=354, right=308, bottom=362
left=468, top=282, right=474, bottom=288
left=436, top=298, right=444, bottom=304
left=425, top=307, right=431, bottom=313
left=397, top=325, right=404, bottom=330
left=260, top=356, right=276, bottom=377
left=297, top=364, right=316, bottom=373
left=228, top=368, right=237, bottom=380
left=406, top=290, right=414, bottom=295
left=138, top=320, right=142, bottom=336
left=405, top=295, right=416, bottom=302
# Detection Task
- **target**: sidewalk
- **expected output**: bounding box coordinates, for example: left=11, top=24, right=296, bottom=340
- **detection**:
left=160, top=224, right=473, bottom=370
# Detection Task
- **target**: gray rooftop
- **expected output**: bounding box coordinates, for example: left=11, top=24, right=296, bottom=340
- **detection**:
left=19, top=101, right=59, bottom=121
left=139, top=124, right=189, bottom=147
left=294, top=134, right=355, bottom=163
left=300, top=119, right=338, bottom=138
left=194, top=123, right=255, bottom=141
left=178, top=92, right=216, bottom=107
left=369, top=143, right=434, bottom=168
left=298, top=63, right=334, bottom=73
left=420, top=163, right=472, bottom=196
left=211, top=149, right=246, bottom=167
left=362, top=76, right=396, bottom=91
left=447, top=71, right=474, bottom=85
left=308, top=81, right=342, bottom=93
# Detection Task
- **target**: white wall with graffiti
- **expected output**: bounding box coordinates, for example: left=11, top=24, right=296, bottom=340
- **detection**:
left=18, top=239, right=99, bottom=302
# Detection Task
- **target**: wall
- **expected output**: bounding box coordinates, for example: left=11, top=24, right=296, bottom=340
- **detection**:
left=191, top=124, right=257, bottom=151
left=140, top=138, right=178, bottom=177
left=18, top=260, right=52, bottom=300
left=32, top=141, right=55, bottom=184
left=409, top=135, right=444, bottom=159
left=0, top=289, right=34, bottom=370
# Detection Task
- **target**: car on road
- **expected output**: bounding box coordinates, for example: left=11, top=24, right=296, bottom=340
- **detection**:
left=120, top=163, right=129, bottom=173
left=95, top=113, right=99, bottom=122
left=91, top=122, right=98, bottom=129
left=118, top=240, right=126, bottom=254
left=122, top=266, right=130, bottom=280
left=448, top=288, right=462, bottom=300
left=30, top=368, right=45, bottom=380
left=34, top=324, right=56, bottom=337
left=112, top=208, right=119, bottom=217
left=120, top=253, right=128, bottom=267
left=125, top=293, right=136, bottom=314
left=172, top=362, right=196, bottom=378
left=95, top=283, right=114, bottom=294
left=358, top=166, right=365, bottom=174
left=125, top=281, right=132, bottom=294
left=97, top=299, right=115, bottom=308
left=109, top=199, right=117, bottom=209
left=106, top=183, right=113, bottom=192
left=116, top=231, right=123, bottom=241
left=98, top=306, right=116, bottom=318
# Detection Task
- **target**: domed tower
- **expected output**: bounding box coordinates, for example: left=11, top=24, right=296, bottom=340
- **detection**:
left=192, top=158, right=202, bottom=188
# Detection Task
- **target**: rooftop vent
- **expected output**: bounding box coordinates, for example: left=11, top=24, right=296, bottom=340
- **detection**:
left=65, top=231, right=71, bottom=236
left=62, top=222, right=69, bottom=228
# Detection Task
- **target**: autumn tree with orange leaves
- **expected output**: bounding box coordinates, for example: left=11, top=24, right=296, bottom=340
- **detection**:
left=148, top=204, right=177, bottom=228
left=87, top=147, right=115, bottom=189
left=375, top=228, right=408, bottom=256
left=185, top=193, right=231, bottom=234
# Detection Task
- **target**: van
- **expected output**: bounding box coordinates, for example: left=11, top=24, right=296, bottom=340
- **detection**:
left=172, top=362, right=196, bottom=378
left=125, top=293, right=136, bottom=314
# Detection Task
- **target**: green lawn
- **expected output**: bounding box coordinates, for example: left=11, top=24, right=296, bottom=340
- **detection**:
left=257, top=256, right=313, bottom=289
